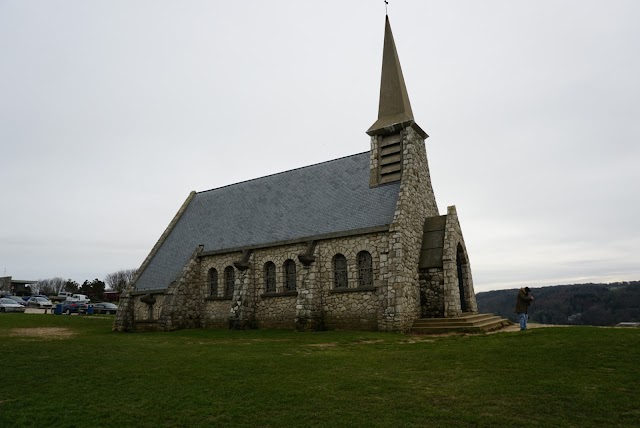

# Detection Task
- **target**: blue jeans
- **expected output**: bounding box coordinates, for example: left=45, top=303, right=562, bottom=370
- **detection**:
left=518, top=313, right=528, bottom=330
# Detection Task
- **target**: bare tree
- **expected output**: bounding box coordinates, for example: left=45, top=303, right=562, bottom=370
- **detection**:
left=32, top=277, right=67, bottom=295
left=105, top=269, right=137, bottom=293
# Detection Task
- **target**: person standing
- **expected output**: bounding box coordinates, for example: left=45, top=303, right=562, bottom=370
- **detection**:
left=515, top=287, right=534, bottom=330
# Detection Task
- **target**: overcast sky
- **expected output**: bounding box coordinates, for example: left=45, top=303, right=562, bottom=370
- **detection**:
left=1, top=0, right=639, bottom=292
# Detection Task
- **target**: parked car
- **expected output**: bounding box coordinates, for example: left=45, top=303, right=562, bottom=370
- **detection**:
left=60, top=301, right=88, bottom=315
left=67, top=294, right=90, bottom=303
left=27, top=297, right=53, bottom=309
left=92, top=302, right=119, bottom=314
left=0, top=298, right=26, bottom=313
left=5, top=296, right=27, bottom=306
left=58, top=291, right=73, bottom=299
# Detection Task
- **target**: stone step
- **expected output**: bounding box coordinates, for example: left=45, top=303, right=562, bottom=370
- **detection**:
left=413, top=313, right=498, bottom=326
left=410, top=313, right=512, bottom=334
left=414, top=314, right=501, bottom=327
left=411, top=320, right=510, bottom=334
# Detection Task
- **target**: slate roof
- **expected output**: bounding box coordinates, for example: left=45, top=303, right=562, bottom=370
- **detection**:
left=134, top=152, right=401, bottom=291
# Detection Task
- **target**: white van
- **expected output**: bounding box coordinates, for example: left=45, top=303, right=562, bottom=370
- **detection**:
left=58, top=291, right=73, bottom=299
left=67, top=294, right=90, bottom=303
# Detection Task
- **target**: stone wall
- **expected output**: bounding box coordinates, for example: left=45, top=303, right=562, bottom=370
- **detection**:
left=116, top=231, right=392, bottom=332
left=248, top=233, right=387, bottom=330
left=200, top=251, right=245, bottom=328
left=325, top=289, right=378, bottom=329
left=113, top=285, right=135, bottom=332
left=160, top=245, right=206, bottom=330
left=380, top=126, right=440, bottom=331
left=248, top=243, right=307, bottom=329
left=130, top=293, right=168, bottom=332
left=442, top=206, right=478, bottom=317
left=418, top=267, right=445, bottom=318
left=319, top=233, right=386, bottom=330
left=413, top=209, right=478, bottom=320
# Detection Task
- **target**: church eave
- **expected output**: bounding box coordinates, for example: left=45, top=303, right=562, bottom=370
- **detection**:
left=367, top=117, right=428, bottom=139
left=198, top=224, right=391, bottom=258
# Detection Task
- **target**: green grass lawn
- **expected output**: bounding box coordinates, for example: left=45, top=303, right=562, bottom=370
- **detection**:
left=1, top=314, right=638, bottom=427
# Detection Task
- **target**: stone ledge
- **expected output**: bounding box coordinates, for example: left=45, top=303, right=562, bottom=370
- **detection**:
left=134, top=320, right=159, bottom=324
left=260, top=291, right=298, bottom=299
left=205, top=296, right=233, bottom=301
left=330, top=286, right=377, bottom=294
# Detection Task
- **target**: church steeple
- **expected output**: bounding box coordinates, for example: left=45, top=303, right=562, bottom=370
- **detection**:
left=367, top=16, right=426, bottom=138
left=368, top=15, right=428, bottom=187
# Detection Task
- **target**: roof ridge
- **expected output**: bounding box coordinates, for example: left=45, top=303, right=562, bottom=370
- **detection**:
left=197, top=151, right=369, bottom=194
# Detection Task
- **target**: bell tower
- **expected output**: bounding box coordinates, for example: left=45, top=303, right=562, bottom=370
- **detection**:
left=367, top=15, right=428, bottom=187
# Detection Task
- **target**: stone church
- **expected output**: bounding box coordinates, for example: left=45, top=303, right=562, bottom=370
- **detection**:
left=114, top=16, right=478, bottom=333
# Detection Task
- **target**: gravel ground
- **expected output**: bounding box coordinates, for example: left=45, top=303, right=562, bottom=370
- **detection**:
left=23, top=307, right=56, bottom=315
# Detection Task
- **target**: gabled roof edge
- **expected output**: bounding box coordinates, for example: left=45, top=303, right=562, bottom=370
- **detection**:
left=131, top=191, right=196, bottom=289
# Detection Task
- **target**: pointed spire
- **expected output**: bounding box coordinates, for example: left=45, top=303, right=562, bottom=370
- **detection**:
left=367, top=16, right=426, bottom=138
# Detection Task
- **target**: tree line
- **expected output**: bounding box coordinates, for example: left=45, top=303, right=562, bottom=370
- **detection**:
left=476, top=281, right=640, bottom=326
left=25, top=269, right=137, bottom=301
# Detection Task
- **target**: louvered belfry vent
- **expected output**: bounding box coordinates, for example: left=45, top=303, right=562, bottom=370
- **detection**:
left=379, top=133, right=402, bottom=184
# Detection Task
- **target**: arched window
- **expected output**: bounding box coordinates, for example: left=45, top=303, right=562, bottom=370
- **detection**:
left=264, top=262, right=276, bottom=293
left=333, top=254, right=348, bottom=288
left=284, top=259, right=296, bottom=291
left=208, top=268, right=218, bottom=296
left=224, top=266, right=235, bottom=297
left=357, top=251, right=373, bottom=288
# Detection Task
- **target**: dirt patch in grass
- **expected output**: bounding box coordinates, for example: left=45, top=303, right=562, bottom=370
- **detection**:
left=491, top=323, right=572, bottom=334
left=399, top=338, right=435, bottom=344
left=306, top=343, right=338, bottom=348
left=351, top=339, right=385, bottom=345
left=9, top=327, right=75, bottom=340
left=404, top=323, right=572, bottom=338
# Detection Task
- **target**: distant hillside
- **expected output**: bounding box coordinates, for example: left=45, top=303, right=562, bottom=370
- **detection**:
left=476, top=281, right=640, bottom=326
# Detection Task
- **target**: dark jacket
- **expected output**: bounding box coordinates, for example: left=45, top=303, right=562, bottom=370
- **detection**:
left=515, top=288, right=533, bottom=313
